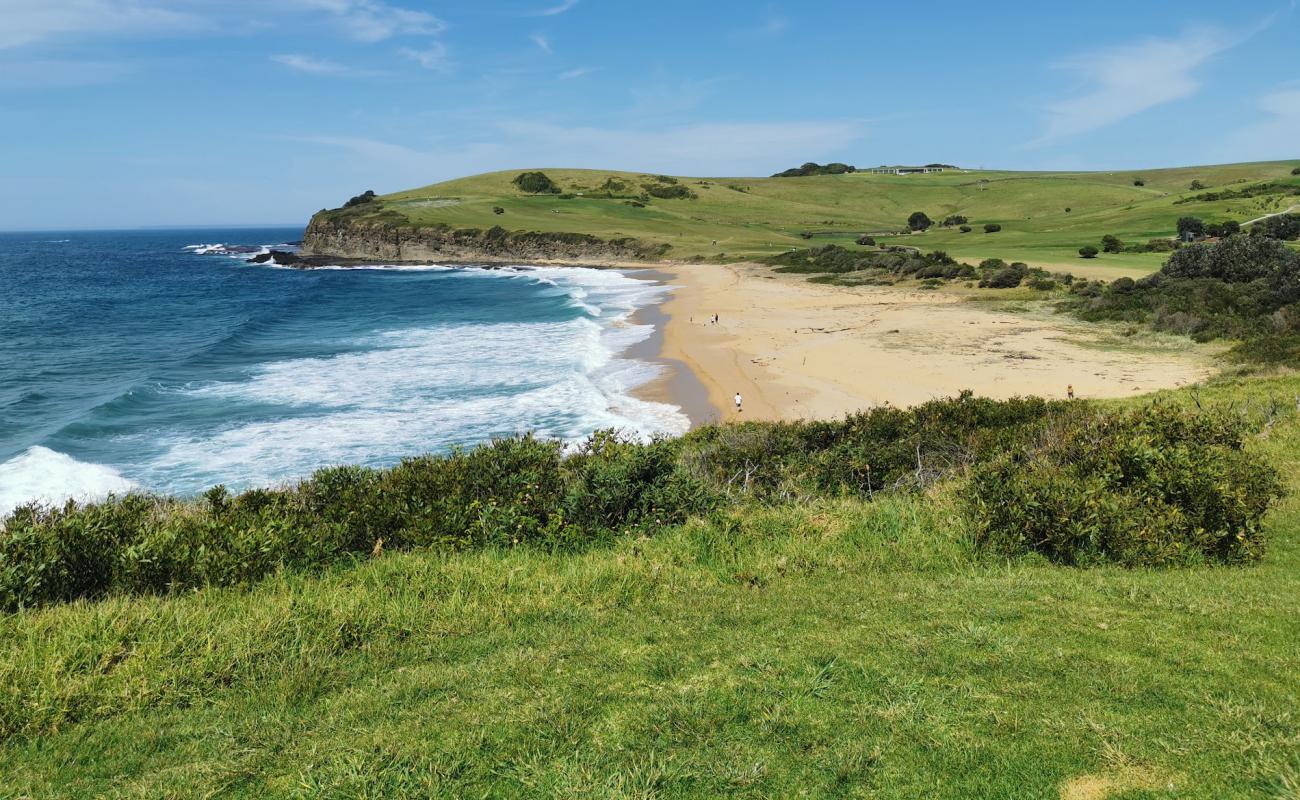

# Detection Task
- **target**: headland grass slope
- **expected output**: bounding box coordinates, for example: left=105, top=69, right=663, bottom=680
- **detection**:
left=304, top=161, right=1300, bottom=274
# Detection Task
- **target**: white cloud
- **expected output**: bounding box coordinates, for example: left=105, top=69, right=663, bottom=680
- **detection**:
left=1032, top=26, right=1240, bottom=144
left=559, top=66, right=598, bottom=80
left=271, top=53, right=369, bottom=75
left=532, top=0, right=578, bottom=16
left=0, top=0, right=203, bottom=50
left=1223, top=85, right=1300, bottom=159
left=399, top=40, right=452, bottom=72
left=530, top=32, right=552, bottom=54
left=287, top=0, right=445, bottom=42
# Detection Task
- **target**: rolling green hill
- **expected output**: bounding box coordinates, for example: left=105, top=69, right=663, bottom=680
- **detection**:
left=310, top=160, right=1300, bottom=274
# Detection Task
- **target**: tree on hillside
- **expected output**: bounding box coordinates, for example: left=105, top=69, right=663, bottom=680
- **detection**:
left=1101, top=234, right=1123, bottom=253
left=1177, top=216, right=1205, bottom=239
left=343, top=190, right=376, bottom=208
left=984, top=223, right=1002, bottom=233
left=1293, top=167, right=1300, bottom=175
left=513, top=171, right=561, bottom=194
left=1189, top=180, right=1206, bottom=190
left=1079, top=245, right=1099, bottom=259
left=908, top=211, right=933, bottom=232
left=1134, top=179, right=1146, bottom=186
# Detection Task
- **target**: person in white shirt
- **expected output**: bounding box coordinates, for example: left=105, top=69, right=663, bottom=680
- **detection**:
left=734, top=391, right=743, bottom=413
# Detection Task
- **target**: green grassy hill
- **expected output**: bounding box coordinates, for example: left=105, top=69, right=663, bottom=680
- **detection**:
left=330, top=160, right=1300, bottom=274
left=3, top=378, right=1299, bottom=798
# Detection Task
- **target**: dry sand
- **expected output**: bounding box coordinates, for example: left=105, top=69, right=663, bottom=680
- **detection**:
left=643, top=263, right=1217, bottom=423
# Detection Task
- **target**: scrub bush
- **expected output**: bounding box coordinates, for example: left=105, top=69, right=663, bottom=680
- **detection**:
left=968, top=404, right=1283, bottom=566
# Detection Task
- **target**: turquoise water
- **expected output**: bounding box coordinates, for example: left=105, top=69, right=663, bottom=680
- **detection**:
left=0, top=228, right=685, bottom=512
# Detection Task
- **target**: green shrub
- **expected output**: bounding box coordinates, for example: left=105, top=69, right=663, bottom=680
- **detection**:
left=513, top=171, right=561, bottom=194
left=1101, top=234, right=1123, bottom=253
left=855, top=235, right=876, bottom=246
left=342, top=190, right=376, bottom=208
left=907, top=211, right=933, bottom=231
left=1292, top=166, right=1300, bottom=176
left=959, top=225, right=972, bottom=233
left=1079, top=245, right=1099, bottom=259
left=967, top=404, right=1284, bottom=566
left=983, top=223, right=1002, bottom=233
left=644, top=184, right=697, bottom=200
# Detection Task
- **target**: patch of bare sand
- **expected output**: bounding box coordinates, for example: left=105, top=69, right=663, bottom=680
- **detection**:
left=655, top=263, right=1217, bottom=422
left=1059, top=766, right=1175, bottom=799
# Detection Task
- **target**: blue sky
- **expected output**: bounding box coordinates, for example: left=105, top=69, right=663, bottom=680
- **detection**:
left=1, top=0, right=1297, bottom=230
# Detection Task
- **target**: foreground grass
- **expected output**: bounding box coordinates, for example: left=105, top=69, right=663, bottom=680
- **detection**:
left=2, top=381, right=1300, bottom=798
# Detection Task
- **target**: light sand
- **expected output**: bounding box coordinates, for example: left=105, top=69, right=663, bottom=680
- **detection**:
left=651, top=263, right=1217, bottom=422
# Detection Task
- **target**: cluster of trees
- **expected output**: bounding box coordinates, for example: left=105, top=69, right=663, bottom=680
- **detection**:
left=342, top=190, right=377, bottom=208
left=1176, top=181, right=1300, bottom=204
left=513, top=171, right=562, bottom=194
left=941, top=215, right=968, bottom=227
left=772, top=162, right=857, bottom=177
left=907, top=211, right=933, bottom=231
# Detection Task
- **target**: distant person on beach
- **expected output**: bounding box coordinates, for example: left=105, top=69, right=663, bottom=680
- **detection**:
left=1067, top=384, right=1075, bottom=400
left=735, top=391, right=743, bottom=412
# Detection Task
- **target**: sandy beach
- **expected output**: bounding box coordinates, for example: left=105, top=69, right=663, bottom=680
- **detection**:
left=641, top=263, right=1218, bottom=423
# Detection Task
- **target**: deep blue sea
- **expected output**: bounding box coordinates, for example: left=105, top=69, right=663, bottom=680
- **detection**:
left=0, top=227, right=685, bottom=513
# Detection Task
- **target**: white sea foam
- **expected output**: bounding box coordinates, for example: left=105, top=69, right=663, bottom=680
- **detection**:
left=0, top=447, right=136, bottom=518
left=137, top=266, right=687, bottom=491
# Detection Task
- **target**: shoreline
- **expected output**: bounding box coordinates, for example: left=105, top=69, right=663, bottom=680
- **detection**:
left=642, top=262, right=1218, bottom=425
left=286, top=254, right=1220, bottom=427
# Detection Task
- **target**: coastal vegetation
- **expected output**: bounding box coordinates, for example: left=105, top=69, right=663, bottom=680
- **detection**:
left=3, top=378, right=1300, bottom=796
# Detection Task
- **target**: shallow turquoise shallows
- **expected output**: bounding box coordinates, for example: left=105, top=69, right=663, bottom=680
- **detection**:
left=0, top=228, right=685, bottom=512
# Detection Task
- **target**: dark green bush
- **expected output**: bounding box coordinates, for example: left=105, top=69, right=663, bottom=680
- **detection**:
left=1101, top=234, right=1123, bottom=253
left=908, top=211, right=933, bottom=231
left=513, top=171, right=561, bottom=194
left=959, top=225, right=972, bottom=233
left=968, top=405, right=1284, bottom=566
left=342, top=190, right=376, bottom=208
left=1079, top=245, right=1099, bottom=259
left=984, top=223, right=1002, bottom=233
left=855, top=235, right=876, bottom=246
left=644, top=184, right=697, bottom=200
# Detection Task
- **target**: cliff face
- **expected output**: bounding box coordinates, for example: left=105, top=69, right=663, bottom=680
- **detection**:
left=302, top=216, right=669, bottom=264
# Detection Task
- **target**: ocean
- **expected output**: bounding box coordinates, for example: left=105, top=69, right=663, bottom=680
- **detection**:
left=0, top=227, right=687, bottom=514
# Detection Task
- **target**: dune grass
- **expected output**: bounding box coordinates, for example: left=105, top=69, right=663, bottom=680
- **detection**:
left=362, top=161, right=1300, bottom=274
left=2, top=378, right=1299, bottom=798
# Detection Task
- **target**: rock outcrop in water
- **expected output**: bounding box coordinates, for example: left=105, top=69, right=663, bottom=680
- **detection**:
left=302, top=215, right=670, bottom=264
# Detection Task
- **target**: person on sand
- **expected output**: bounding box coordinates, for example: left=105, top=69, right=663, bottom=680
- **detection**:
left=734, top=391, right=743, bottom=413
left=1067, top=384, right=1075, bottom=400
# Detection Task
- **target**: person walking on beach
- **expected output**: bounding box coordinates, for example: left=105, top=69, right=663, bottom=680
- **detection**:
left=1067, top=384, right=1075, bottom=400
left=734, top=391, right=743, bottom=413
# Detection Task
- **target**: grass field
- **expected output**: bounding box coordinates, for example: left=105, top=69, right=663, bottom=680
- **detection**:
left=3, top=376, right=1299, bottom=798
left=353, top=160, right=1300, bottom=275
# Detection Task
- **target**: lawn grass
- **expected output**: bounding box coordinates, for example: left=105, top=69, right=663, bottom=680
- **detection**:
left=2, top=377, right=1299, bottom=798
left=357, top=161, right=1300, bottom=275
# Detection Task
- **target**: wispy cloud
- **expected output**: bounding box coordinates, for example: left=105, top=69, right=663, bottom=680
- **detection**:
left=288, top=0, right=446, bottom=42
left=1222, top=84, right=1300, bottom=160
left=399, top=41, right=453, bottom=72
left=1031, top=25, right=1243, bottom=145
left=559, top=66, right=598, bottom=80
left=532, top=0, right=578, bottom=17
left=0, top=0, right=203, bottom=50
left=530, top=33, right=552, bottom=54
left=271, top=53, right=376, bottom=76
